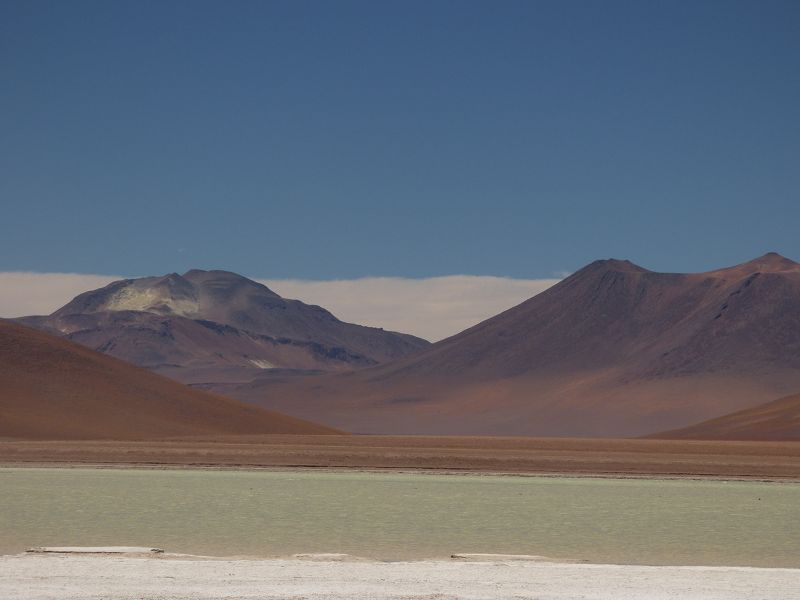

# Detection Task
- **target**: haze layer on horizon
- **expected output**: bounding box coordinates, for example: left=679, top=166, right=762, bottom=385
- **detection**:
left=2, top=1, right=799, bottom=280
left=0, top=272, right=559, bottom=341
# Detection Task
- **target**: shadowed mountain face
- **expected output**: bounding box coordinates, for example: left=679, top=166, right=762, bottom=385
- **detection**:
left=225, top=253, right=800, bottom=437
left=0, top=321, right=341, bottom=439
left=651, top=391, right=800, bottom=440
left=17, top=269, right=429, bottom=386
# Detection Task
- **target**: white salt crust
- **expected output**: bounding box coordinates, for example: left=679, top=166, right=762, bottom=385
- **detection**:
left=2, top=555, right=799, bottom=599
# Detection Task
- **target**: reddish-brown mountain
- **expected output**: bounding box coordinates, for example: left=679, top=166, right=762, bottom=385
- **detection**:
left=17, top=269, right=429, bottom=387
left=225, top=253, right=800, bottom=437
left=0, top=321, right=340, bottom=439
left=652, top=391, right=800, bottom=440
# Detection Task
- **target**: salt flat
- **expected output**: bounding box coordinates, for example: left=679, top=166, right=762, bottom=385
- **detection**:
left=2, top=555, right=799, bottom=600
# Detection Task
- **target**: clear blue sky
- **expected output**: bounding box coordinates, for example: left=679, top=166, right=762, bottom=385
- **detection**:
left=2, top=0, right=798, bottom=279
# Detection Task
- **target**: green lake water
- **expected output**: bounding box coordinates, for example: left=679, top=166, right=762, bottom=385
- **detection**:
left=1, top=467, right=798, bottom=566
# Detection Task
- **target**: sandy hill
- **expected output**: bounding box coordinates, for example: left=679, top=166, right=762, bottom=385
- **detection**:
left=17, top=269, right=429, bottom=386
left=652, top=391, right=800, bottom=440
left=222, top=253, right=800, bottom=437
left=0, top=320, right=340, bottom=439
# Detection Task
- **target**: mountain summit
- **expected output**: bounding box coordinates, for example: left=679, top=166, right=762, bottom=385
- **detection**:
left=56, top=270, right=282, bottom=320
left=232, top=253, right=800, bottom=437
left=18, top=269, right=429, bottom=387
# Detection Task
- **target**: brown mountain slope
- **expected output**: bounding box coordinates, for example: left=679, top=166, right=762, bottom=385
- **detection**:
left=17, top=269, right=429, bottom=386
left=651, top=392, right=800, bottom=440
left=220, top=253, right=800, bottom=437
left=0, top=321, right=340, bottom=439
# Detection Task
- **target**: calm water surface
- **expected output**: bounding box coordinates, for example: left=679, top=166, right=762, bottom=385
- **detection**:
left=1, top=468, right=798, bottom=566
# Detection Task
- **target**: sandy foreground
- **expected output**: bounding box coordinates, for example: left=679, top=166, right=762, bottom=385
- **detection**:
left=2, top=554, right=800, bottom=600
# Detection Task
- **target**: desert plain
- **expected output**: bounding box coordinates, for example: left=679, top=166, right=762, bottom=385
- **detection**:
left=2, top=434, right=799, bottom=480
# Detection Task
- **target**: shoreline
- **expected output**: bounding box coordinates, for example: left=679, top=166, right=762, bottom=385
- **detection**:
left=2, top=460, right=799, bottom=484
left=6, top=549, right=800, bottom=568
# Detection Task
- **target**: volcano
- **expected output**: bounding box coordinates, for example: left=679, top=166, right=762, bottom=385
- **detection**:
left=17, top=269, right=429, bottom=387
left=228, top=253, right=800, bottom=437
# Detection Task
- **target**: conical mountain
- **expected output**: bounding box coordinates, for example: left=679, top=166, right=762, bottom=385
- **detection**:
left=229, top=253, right=800, bottom=437
left=18, top=269, right=429, bottom=386
left=0, top=321, right=340, bottom=439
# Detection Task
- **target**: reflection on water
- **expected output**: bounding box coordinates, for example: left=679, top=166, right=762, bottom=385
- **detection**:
left=1, top=468, right=798, bottom=566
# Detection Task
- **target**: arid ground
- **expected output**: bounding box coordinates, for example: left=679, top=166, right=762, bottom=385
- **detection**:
left=2, top=435, right=799, bottom=480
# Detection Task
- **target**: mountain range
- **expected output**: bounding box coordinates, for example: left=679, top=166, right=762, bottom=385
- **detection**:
left=9, top=253, right=800, bottom=440
left=17, top=269, right=429, bottom=387
left=217, top=253, right=800, bottom=437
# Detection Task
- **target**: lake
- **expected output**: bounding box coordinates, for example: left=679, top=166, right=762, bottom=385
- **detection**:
left=1, top=467, right=798, bottom=566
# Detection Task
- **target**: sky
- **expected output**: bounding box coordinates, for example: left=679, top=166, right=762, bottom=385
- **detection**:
left=1, top=1, right=799, bottom=337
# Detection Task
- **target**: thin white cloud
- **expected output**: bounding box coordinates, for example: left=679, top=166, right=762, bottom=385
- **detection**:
left=262, top=276, right=559, bottom=341
left=0, top=272, right=122, bottom=317
left=0, top=272, right=560, bottom=341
